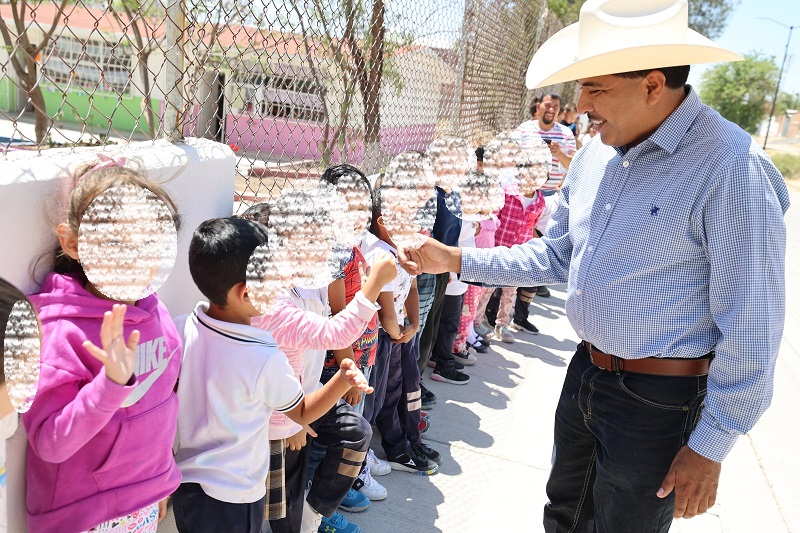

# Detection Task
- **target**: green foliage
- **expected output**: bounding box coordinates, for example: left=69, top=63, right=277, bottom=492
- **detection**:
left=546, top=0, right=737, bottom=38
left=547, top=0, right=581, bottom=25
left=699, top=52, right=779, bottom=134
left=776, top=92, right=800, bottom=115
left=768, top=152, right=800, bottom=180
left=687, top=0, right=738, bottom=39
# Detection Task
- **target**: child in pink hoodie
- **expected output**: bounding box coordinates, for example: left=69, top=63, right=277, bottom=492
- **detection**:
left=23, top=161, right=182, bottom=533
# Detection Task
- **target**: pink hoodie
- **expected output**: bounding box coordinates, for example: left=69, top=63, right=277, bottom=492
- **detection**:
left=253, top=289, right=379, bottom=439
left=23, top=273, right=181, bottom=533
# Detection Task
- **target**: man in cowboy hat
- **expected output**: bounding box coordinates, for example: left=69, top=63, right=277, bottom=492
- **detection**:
left=398, top=0, right=791, bottom=531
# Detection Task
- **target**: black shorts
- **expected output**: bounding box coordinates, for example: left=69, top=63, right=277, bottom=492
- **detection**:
left=173, top=482, right=265, bottom=533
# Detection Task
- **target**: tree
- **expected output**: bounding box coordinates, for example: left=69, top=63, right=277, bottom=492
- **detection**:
left=108, top=0, right=165, bottom=139
left=547, top=0, right=737, bottom=39
left=291, top=0, right=411, bottom=172
left=776, top=91, right=800, bottom=115
left=699, top=51, right=779, bottom=133
left=0, top=0, right=70, bottom=143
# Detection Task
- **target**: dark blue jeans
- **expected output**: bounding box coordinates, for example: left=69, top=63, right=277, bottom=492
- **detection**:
left=544, top=343, right=707, bottom=533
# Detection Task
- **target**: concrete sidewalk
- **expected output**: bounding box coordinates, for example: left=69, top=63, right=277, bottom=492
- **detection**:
left=159, top=185, right=800, bottom=533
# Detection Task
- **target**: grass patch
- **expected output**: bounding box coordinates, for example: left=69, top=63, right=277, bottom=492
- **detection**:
left=767, top=151, right=800, bottom=180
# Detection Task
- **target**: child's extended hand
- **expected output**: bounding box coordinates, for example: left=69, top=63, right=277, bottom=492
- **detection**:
left=83, top=304, right=140, bottom=386
left=343, top=386, right=363, bottom=407
left=339, top=358, right=374, bottom=394
left=287, top=427, right=310, bottom=451
left=362, top=252, right=397, bottom=288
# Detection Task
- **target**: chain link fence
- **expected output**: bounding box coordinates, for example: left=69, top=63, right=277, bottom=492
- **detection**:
left=0, top=0, right=571, bottom=206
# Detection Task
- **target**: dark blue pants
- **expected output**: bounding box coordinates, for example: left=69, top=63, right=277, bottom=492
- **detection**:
left=543, top=343, right=707, bottom=533
left=362, top=330, right=392, bottom=425
left=431, top=293, right=464, bottom=374
left=375, top=335, right=422, bottom=457
left=418, top=272, right=449, bottom=372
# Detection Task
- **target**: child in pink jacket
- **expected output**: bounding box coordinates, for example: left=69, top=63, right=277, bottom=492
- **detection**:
left=23, top=161, right=182, bottom=533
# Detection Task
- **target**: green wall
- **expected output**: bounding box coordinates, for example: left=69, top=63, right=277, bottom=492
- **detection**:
left=40, top=82, right=161, bottom=137
left=0, top=77, right=16, bottom=113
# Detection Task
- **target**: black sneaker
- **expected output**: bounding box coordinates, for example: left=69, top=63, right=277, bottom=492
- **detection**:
left=431, top=367, right=470, bottom=385
left=427, top=358, right=465, bottom=370
left=420, top=383, right=436, bottom=409
left=387, top=450, right=438, bottom=475
left=536, top=286, right=551, bottom=297
left=412, top=442, right=442, bottom=465
left=513, top=319, right=540, bottom=335
left=467, top=341, right=488, bottom=354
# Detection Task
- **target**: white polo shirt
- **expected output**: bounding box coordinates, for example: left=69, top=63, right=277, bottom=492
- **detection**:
left=174, top=303, right=304, bottom=504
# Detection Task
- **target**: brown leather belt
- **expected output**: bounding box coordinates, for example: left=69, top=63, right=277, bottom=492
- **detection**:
left=583, top=341, right=711, bottom=377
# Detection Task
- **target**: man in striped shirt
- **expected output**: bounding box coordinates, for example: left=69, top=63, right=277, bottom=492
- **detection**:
left=516, top=93, right=578, bottom=195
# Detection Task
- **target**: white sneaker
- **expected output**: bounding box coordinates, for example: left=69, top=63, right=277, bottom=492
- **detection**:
left=366, top=448, right=391, bottom=476
left=300, top=500, right=322, bottom=533
left=355, top=466, right=388, bottom=501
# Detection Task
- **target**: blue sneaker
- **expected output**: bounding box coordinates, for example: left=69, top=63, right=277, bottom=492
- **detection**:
left=319, top=511, right=363, bottom=533
left=337, top=488, right=370, bottom=513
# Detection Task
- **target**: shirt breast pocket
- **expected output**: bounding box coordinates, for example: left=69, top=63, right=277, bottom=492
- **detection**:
left=93, top=393, right=177, bottom=491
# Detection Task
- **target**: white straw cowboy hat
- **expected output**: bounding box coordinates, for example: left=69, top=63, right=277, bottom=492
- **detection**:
left=526, top=0, right=743, bottom=89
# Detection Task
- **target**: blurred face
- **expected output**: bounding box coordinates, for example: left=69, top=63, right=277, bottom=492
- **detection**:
left=334, top=178, right=372, bottom=240
left=537, top=96, right=560, bottom=126
left=577, top=74, right=650, bottom=148
left=78, top=185, right=177, bottom=302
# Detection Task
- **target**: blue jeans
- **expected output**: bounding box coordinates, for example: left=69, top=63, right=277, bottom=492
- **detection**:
left=544, top=343, right=707, bottom=533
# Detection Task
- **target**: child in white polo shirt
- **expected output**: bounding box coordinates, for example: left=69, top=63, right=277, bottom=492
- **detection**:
left=172, top=217, right=372, bottom=533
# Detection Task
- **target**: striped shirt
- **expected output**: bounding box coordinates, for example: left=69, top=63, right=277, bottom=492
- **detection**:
left=461, top=87, right=790, bottom=462
left=515, top=120, right=577, bottom=191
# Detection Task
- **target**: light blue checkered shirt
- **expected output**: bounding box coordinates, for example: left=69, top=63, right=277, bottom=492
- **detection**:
left=461, top=88, right=790, bottom=462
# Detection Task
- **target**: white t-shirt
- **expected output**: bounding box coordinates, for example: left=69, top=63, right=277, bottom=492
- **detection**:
left=174, top=303, right=304, bottom=504
left=288, top=286, right=329, bottom=395
left=361, top=233, right=413, bottom=325
left=520, top=194, right=537, bottom=209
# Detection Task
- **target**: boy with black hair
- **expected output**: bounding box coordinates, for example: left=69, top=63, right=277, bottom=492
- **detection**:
left=172, top=217, right=373, bottom=533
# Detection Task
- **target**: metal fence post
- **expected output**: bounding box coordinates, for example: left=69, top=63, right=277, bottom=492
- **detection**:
left=163, top=0, right=186, bottom=142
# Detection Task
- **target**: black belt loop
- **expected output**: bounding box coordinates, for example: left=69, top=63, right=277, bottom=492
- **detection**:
left=611, top=355, right=621, bottom=374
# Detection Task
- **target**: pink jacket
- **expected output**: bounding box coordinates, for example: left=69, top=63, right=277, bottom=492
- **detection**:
left=23, top=273, right=181, bottom=533
left=253, top=289, right=378, bottom=439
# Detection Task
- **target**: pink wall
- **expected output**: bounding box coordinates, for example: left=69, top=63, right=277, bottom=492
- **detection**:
left=182, top=105, right=202, bottom=137
left=224, top=113, right=437, bottom=164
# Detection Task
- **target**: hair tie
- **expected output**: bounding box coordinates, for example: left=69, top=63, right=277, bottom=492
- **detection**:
left=86, top=153, right=127, bottom=175
left=60, top=153, right=128, bottom=206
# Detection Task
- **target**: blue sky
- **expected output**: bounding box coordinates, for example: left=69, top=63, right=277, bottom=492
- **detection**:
left=688, top=0, right=799, bottom=94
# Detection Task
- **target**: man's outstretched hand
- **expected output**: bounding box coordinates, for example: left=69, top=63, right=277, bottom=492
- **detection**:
left=398, top=238, right=461, bottom=276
